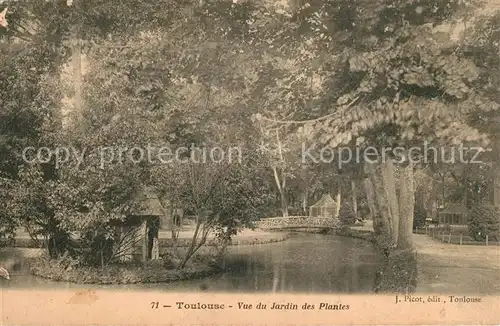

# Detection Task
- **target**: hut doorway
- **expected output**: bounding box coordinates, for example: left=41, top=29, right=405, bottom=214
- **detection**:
left=147, top=217, right=160, bottom=260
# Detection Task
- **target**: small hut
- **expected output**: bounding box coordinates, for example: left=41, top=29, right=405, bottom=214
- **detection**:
left=438, top=203, right=468, bottom=225
left=309, top=194, right=338, bottom=218
left=113, top=186, right=164, bottom=262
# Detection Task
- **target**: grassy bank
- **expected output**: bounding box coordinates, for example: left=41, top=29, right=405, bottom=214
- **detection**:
left=4, top=231, right=289, bottom=285
left=30, top=257, right=221, bottom=284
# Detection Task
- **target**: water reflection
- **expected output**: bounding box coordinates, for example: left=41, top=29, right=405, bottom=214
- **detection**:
left=199, top=233, right=380, bottom=293
left=0, top=233, right=381, bottom=293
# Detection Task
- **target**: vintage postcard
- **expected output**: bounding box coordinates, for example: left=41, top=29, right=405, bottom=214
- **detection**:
left=0, top=0, right=499, bottom=325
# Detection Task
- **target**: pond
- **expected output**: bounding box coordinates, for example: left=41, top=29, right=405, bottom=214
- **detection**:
left=0, top=233, right=381, bottom=293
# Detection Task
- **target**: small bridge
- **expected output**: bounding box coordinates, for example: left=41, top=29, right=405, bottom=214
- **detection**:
left=256, top=216, right=341, bottom=230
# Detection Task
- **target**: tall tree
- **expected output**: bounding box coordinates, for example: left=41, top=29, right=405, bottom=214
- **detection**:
left=259, top=0, right=499, bottom=250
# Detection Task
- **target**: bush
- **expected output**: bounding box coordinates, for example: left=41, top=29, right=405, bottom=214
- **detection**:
left=47, top=229, right=74, bottom=258
left=339, top=204, right=357, bottom=225
left=79, top=228, right=116, bottom=267
left=30, top=256, right=220, bottom=284
left=413, top=204, right=427, bottom=228
left=374, top=248, right=418, bottom=294
left=287, top=207, right=305, bottom=216
left=468, top=204, right=500, bottom=241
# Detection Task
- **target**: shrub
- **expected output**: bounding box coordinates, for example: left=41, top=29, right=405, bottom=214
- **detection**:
left=374, top=248, right=418, bottom=294
left=339, top=204, right=357, bottom=225
left=413, top=204, right=427, bottom=228
left=287, top=207, right=304, bottom=216
left=79, top=228, right=116, bottom=267
left=47, top=228, right=75, bottom=258
left=468, top=204, right=500, bottom=241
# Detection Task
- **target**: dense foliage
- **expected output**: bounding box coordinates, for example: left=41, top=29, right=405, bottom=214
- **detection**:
left=0, top=0, right=499, bottom=276
left=339, top=203, right=357, bottom=225
left=468, top=204, right=500, bottom=241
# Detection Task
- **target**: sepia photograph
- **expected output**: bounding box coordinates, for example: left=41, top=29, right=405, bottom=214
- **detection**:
left=0, top=0, right=499, bottom=324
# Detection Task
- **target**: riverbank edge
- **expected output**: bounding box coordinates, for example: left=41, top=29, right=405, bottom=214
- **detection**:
left=334, top=225, right=376, bottom=242
left=2, top=231, right=290, bottom=249
left=26, top=231, right=290, bottom=285
left=334, top=226, right=419, bottom=293
left=29, top=258, right=222, bottom=285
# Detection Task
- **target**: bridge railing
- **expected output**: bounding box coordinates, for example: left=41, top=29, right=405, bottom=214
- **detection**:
left=255, top=216, right=341, bottom=229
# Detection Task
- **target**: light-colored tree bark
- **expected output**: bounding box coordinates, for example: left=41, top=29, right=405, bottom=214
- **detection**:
left=302, top=189, right=308, bottom=215
left=365, top=162, right=393, bottom=242
left=259, top=124, right=289, bottom=217
left=272, top=165, right=288, bottom=217
left=351, top=179, right=358, bottom=219
left=335, top=183, right=341, bottom=217
left=140, top=220, right=148, bottom=262
left=462, top=167, right=468, bottom=218
left=275, top=130, right=289, bottom=217
left=178, top=210, right=215, bottom=269
left=71, top=38, right=82, bottom=112
left=397, top=162, right=415, bottom=250
left=492, top=140, right=500, bottom=206
left=414, top=181, right=427, bottom=223
left=426, top=177, right=439, bottom=220
left=363, top=178, right=376, bottom=221
left=381, top=159, right=399, bottom=244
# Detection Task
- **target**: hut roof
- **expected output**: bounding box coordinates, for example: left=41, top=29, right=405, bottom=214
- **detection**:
left=439, top=203, right=467, bottom=215
left=310, top=194, right=337, bottom=208
left=131, top=186, right=165, bottom=216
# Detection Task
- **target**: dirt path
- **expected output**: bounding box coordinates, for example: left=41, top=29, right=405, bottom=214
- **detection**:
left=413, top=234, right=500, bottom=294
left=351, top=221, right=500, bottom=294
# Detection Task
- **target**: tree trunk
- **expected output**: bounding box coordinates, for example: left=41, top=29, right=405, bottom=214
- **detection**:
left=381, top=159, right=399, bottom=244
left=363, top=178, right=376, bottom=221
left=178, top=214, right=201, bottom=269
left=492, top=140, right=500, bottom=206
left=140, top=220, right=148, bottom=263
left=171, top=218, right=178, bottom=254
left=462, top=172, right=468, bottom=225
left=365, top=162, right=393, bottom=244
left=414, top=183, right=427, bottom=226
left=335, top=186, right=341, bottom=218
left=441, top=172, right=446, bottom=208
left=426, top=178, right=439, bottom=221
left=280, top=189, right=289, bottom=217
left=302, top=190, right=308, bottom=215
left=398, top=163, right=415, bottom=250
left=494, top=164, right=500, bottom=206
left=72, top=37, right=82, bottom=112
left=272, top=166, right=288, bottom=217
left=351, top=179, right=358, bottom=219
left=274, top=129, right=288, bottom=217
left=167, top=207, right=180, bottom=256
